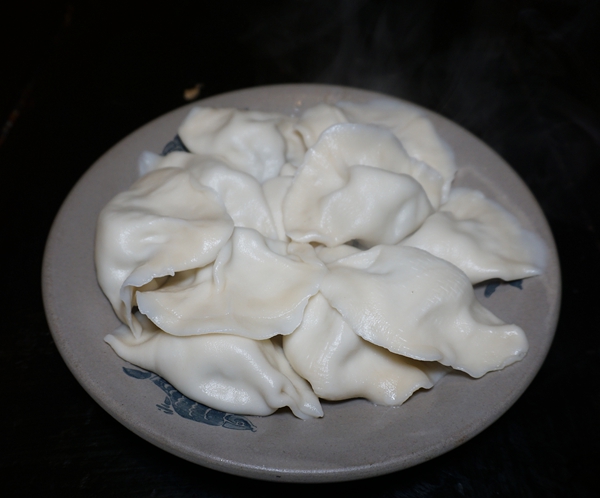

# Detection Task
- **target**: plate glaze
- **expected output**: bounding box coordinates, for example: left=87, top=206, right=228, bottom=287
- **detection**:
left=42, top=84, right=560, bottom=483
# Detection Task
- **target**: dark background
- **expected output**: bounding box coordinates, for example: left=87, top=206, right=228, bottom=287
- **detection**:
left=2, top=1, right=599, bottom=496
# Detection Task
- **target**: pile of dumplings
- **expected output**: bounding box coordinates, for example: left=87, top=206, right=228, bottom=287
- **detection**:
left=96, top=100, right=547, bottom=419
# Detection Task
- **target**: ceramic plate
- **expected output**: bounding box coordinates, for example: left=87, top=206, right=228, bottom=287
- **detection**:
left=42, top=84, right=560, bottom=483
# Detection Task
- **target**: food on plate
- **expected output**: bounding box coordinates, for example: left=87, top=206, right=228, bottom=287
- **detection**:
left=282, top=293, right=449, bottom=405
left=106, top=313, right=323, bottom=419
left=96, top=99, right=547, bottom=418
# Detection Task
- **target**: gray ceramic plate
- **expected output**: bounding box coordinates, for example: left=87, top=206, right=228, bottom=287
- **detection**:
left=42, top=84, right=560, bottom=483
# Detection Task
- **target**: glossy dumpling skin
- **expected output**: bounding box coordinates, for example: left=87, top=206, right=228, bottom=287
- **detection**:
left=143, top=151, right=281, bottom=240
left=283, top=293, right=448, bottom=405
left=282, top=124, right=438, bottom=247
left=337, top=100, right=457, bottom=203
left=294, top=102, right=456, bottom=205
left=105, top=314, right=323, bottom=419
left=295, top=103, right=348, bottom=148
left=95, top=165, right=234, bottom=338
left=400, top=188, right=547, bottom=284
left=320, top=245, right=529, bottom=378
left=178, top=107, right=305, bottom=182
left=262, top=175, right=294, bottom=242
left=295, top=99, right=456, bottom=203
left=136, top=227, right=326, bottom=339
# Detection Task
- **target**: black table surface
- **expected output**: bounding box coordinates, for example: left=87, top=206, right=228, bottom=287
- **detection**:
left=3, top=1, right=599, bottom=496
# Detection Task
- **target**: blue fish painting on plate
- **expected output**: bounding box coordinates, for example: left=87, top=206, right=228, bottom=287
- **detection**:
left=123, top=367, right=256, bottom=432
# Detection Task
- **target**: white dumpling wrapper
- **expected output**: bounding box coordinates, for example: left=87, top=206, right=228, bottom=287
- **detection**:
left=137, top=150, right=162, bottom=176
left=178, top=107, right=299, bottom=183
left=95, top=166, right=234, bottom=338
left=320, top=245, right=528, bottom=378
left=262, top=175, right=294, bottom=242
left=283, top=293, right=448, bottom=405
left=136, top=227, right=326, bottom=339
left=283, top=124, right=437, bottom=247
left=295, top=103, right=348, bottom=148
left=338, top=100, right=456, bottom=203
left=401, top=188, right=547, bottom=284
left=105, top=316, right=323, bottom=419
left=149, top=151, right=279, bottom=240
left=320, top=122, right=445, bottom=209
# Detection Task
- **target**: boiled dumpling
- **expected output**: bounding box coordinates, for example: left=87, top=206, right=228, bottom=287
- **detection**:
left=147, top=151, right=280, bottom=240
left=105, top=314, right=323, bottom=419
left=283, top=293, right=448, bottom=405
left=95, top=165, right=234, bottom=338
left=401, top=188, right=547, bottom=284
left=320, top=244, right=529, bottom=378
left=338, top=100, right=457, bottom=202
left=178, top=107, right=301, bottom=182
left=295, top=103, right=348, bottom=148
left=136, top=227, right=326, bottom=339
left=282, top=124, right=437, bottom=247
left=295, top=101, right=457, bottom=205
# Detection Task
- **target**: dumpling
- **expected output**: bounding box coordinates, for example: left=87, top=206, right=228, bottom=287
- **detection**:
left=105, top=314, right=323, bottom=419
left=95, top=165, right=234, bottom=338
left=400, top=188, right=547, bottom=284
left=320, top=244, right=529, bottom=378
left=294, top=102, right=457, bottom=205
left=337, top=100, right=457, bottom=203
left=178, top=107, right=301, bottom=182
left=147, top=151, right=280, bottom=240
left=136, top=227, right=326, bottom=339
left=283, top=293, right=448, bottom=405
left=295, top=103, right=348, bottom=148
left=282, top=124, right=437, bottom=247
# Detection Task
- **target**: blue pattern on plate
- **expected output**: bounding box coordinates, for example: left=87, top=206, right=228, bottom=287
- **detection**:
left=161, top=135, right=190, bottom=156
left=123, top=367, right=256, bottom=431
left=484, top=279, right=523, bottom=297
